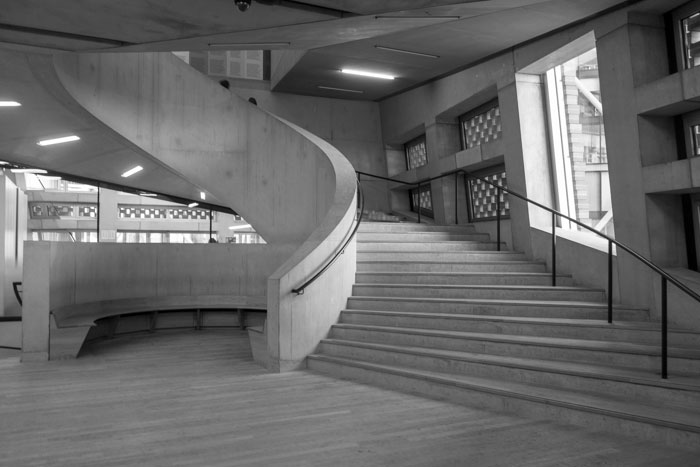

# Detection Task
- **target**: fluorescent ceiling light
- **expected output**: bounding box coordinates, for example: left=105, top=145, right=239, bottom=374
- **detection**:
left=374, top=45, right=439, bottom=59
left=228, top=224, right=252, bottom=230
left=188, top=202, right=199, bottom=208
left=37, top=135, right=80, bottom=146
left=11, top=168, right=47, bottom=174
left=0, top=101, right=21, bottom=107
left=200, top=192, right=206, bottom=200
left=317, top=86, right=364, bottom=94
left=375, top=15, right=460, bottom=19
left=121, top=165, right=143, bottom=178
left=341, top=69, right=395, bottom=80
left=139, top=192, right=158, bottom=197
left=208, top=42, right=290, bottom=48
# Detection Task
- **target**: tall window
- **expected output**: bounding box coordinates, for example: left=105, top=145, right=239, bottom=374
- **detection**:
left=545, top=48, right=614, bottom=238
left=683, top=11, right=700, bottom=69
left=405, top=135, right=428, bottom=170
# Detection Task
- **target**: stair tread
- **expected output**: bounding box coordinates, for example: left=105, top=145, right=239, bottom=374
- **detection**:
left=318, top=339, right=700, bottom=389
left=357, top=271, right=570, bottom=277
left=358, top=259, right=543, bottom=264
left=349, top=295, right=645, bottom=309
left=341, top=309, right=672, bottom=331
left=308, top=354, right=700, bottom=430
left=354, top=283, right=603, bottom=292
left=330, top=323, right=700, bottom=358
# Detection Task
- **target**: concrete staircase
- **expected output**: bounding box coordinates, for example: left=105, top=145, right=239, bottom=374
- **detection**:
left=308, top=222, right=700, bottom=447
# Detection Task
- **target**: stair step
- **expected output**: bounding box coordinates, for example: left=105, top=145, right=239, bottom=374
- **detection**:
left=346, top=296, right=649, bottom=321
left=357, top=251, right=527, bottom=262
left=357, top=241, right=502, bottom=252
left=352, top=283, right=606, bottom=302
left=328, top=324, right=700, bottom=373
left=316, top=339, right=700, bottom=406
left=355, top=271, right=574, bottom=286
left=339, top=310, right=700, bottom=347
left=307, top=355, right=700, bottom=448
left=357, top=232, right=491, bottom=242
left=358, top=223, right=477, bottom=233
left=357, top=260, right=546, bottom=273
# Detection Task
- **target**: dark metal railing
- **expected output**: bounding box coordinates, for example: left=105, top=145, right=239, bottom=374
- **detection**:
left=291, top=176, right=365, bottom=295
left=355, top=168, right=700, bottom=379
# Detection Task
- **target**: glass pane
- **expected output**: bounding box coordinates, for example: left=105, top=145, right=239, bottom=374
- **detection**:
left=546, top=48, right=614, bottom=238
left=405, top=136, right=428, bottom=170
left=461, top=105, right=502, bottom=149
left=468, top=169, right=510, bottom=221
left=683, top=13, right=700, bottom=69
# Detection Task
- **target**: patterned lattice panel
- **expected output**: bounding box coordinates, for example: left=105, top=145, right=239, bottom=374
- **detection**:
left=405, top=137, right=428, bottom=170
left=119, top=206, right=167, bottom=219
left=29, top=202, right=97, bottom=219
left=77, top=205, right=98, bottom=218
left=168, top=208, right=210, bottom=220
left=462, top=106, right=502, bottom=149
left=469, top=170, right=510, bottom=221
left=410, top=186, right=433, bottom=215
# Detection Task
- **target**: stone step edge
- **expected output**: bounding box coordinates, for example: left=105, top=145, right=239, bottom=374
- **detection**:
left=356, top=271, right=572, bottom=278
left=330, top=323, right=700, bottom=359
left=353, top=283, right=605, bottom=293
left=340, top=309, right=675, bottom=333
left=307, top=354, right=700, bottom=433
left=357, top=260, right=544, bottom=265
left=348, top=295, right=644, bottom=310
left=319, top=338, right=700, bottom=392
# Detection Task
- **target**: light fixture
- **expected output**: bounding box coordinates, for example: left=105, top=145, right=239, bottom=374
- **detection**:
left=228, top=224, right=252, bottom=230
left=374, top=45, right=440, bottom=59
left=235, top=0, right=251, bottom=12
left=0, top=101, right=21, bottom=107
left=200, top=192, right=206, bottom=200
left=317, top=86, right=364, bottom=94
left=208, top=42, right=290, bottom=48
left=11, top=168, right=47, bottom=174
left=121, top=165, right=143, bottom=178
left=139, top=192, right=158, bottom=197
left=37, top=135, right=80, bottom=146
left=341, top=68, right=395, bottom=80
left=188, top=202, right=199, bottom=208
left=375, top=15, right=460, bottom=19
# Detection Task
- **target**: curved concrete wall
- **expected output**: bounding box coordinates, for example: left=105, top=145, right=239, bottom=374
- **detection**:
left=53, top=52, right=338, bottom=248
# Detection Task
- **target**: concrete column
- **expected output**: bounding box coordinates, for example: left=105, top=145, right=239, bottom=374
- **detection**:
left=425, top=120, right=461, bottom=224
left=597, top=13, right=678, bottom=311
left=21, top=242, right=50, bottom=361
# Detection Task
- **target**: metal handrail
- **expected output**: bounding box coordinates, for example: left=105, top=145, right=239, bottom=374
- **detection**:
left=292, top=176, right=365, bottom=295
left=356, top=168, right=700, bottom=379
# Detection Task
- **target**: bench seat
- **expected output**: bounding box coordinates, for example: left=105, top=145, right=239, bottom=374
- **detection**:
left=49, top=295, right=266, bottom=359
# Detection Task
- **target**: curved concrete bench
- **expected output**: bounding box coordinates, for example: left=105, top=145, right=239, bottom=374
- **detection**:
left=49, top=295, right=266, bottom=360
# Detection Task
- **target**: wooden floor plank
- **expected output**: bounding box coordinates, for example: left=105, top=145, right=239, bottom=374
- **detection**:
left=0, top=329, right=698, bottom=466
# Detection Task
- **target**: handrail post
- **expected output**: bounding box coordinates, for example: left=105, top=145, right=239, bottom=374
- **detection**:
left=455, top=171, right=459, bottom=225
left=496, top=186, right=501, bottom=252
left=417, top=182, right=422, bottom=224
left=551, top=211, right=557, bottom=287
left=662, top=277, right=668, bottom=379
left=608, top=239, right=613, bottom=323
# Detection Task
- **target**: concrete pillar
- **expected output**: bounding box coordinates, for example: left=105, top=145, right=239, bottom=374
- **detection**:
left=21, top=242, right=50, bottom=361
left=425, top=120, right=461, bottom=224
left=597, top=13, right=680, bottom=311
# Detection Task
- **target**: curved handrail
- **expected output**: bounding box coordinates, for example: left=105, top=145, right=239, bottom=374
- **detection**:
left=292, top=176, right=365, bottom=295
left=356, top=168, right=700, bottom=379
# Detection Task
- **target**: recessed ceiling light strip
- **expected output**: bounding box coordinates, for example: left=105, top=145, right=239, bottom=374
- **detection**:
left=208, top=42, right=291, bottom=48
left=121, top=165, right=143, bottom=178
left=341, top=68, right=395, bottom=80
left=317, top=86, right=364, bottom=94
left=188, top=202, right=199, bottom=208
left=37, top=135, right=80, bottom=146
left=0, top=101, right=21, bottom=107
left=375, top=15, right=460, bottom=19
left=374, top=45, right=440, bottom=59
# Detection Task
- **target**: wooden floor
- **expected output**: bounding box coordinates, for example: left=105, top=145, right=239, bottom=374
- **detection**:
left=0, top=330, right=698, bottom=467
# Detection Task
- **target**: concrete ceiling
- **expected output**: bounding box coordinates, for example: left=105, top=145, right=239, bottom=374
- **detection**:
left=0, top=0, right=684, bottom=206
